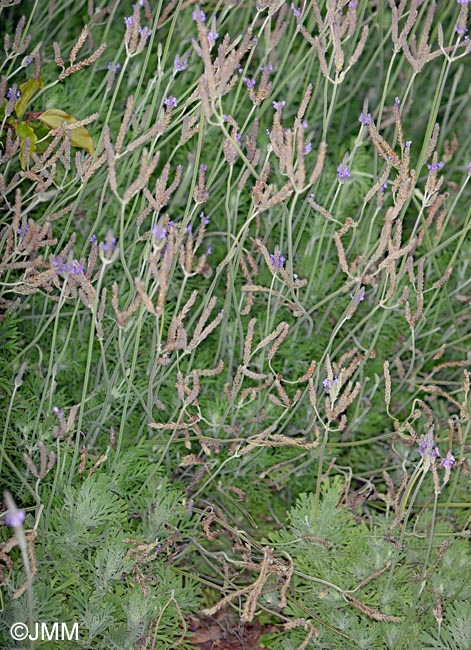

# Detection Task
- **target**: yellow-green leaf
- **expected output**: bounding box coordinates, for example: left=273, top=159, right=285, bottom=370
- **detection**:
left=38, top=108, right=94, bottom=154
left=15, top=121, right=38, bottom=169
left=14, top=76, right=44, bottom=120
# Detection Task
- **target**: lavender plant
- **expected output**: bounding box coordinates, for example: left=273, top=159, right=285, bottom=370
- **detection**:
left=1, top=0, right=471, bottom=648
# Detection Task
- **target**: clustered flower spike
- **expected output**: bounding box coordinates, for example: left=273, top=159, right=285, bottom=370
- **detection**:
left=337, top=163, right=350, bottom=181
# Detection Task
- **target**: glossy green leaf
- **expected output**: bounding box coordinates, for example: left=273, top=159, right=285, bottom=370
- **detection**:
left=14, top=76, right=44, bottom=120
left=38, top=108, right=94, bottom=154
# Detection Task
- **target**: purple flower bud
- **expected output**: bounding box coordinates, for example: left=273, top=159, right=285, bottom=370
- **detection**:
left=4, top=509, right=26, bottom=527
left=208, top=31, right=219, bottom=45
left=24, top=56, right=32, bottom=65
left=107, top=62, right=121, bottom=72
left=174, top=55, right=188, bottom=72
left=303, top=142, right=312, bottom=155
left=192, top=6, right=206, bottom=22
left=206, top=246, right=212, bottom=255
left=427, top=161, right=445, bottom=171
left=290, top=3, right=301, bottom=18
left=200, top=164, right=208, bottom=171
left=336, top=163, right=350, bottom=181
left=243, top=77, right=256, bottom=88
left=187, top=224, right=193, bottom=234
left=405, top=140, right=412, bottom=148
left=90, top=234, right=97, bottom=243
left=269, top=248, right=285, bottom=268
left=359, top=111, right=371, bottom=125
left=7, top=88, right=21, bottom=100
left=152, top=224, right=167, bottom=240
left=272, top=100, right=286, bottom=110
left=139, top=26, right=152, bottom=39
left=440, top=451, right=456, bottom=469
left=200, top=212, right=210, bottom=225
left=349, top=286, right=366, bottom=302
left=468, top=162, right=471, bottom=173
left=323, top=376, right=338, bottom=390
left=455, top=25, right=468, bottom=35
left=301, top=119, right=308, bottom=129
left=124, top=16, right=134, bottom=26
left=348, top=0, right=358, bottom=7
left=395, top=96, right=401, bottom=105
left=164, top=96, right=178, bottom=108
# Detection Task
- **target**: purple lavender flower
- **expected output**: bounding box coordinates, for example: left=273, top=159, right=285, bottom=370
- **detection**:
left=200, top=164, right=208, bottom=171
left=192, top=6, right=206, bottom=22
left=348, top=0, right=358, bottom=7
left=440, top=451, right=455, bottom=469
left=102, top=235, right=117, bottom=252
left=53, top=406, right=64, bottom=417
left=301, top=119, right=308, bottom=129
left=187, top=224, right=193, bottom=234
left=206, top=246, right=212, bottom=255
left=468, top=162, right=471, bottom=173
left=395, top=96, right=401, bottom=105
left=24, top=56, right=32, bottom=65
left=427, top=161, right=445, bottom=171
left=359, top=111, right=371, bottom=125
left=174, top=55, right=188, bottom=72
left=69, top=261, right=85, bottom=275
left=152, top=224, right=167, bottom=240
left=208, top=31, right=219, bottom=45
left=290, top=3, right=301, bottom=18
left=269, top=248, right=286, bottom=268
left=164, top=96, right=178, bottom=108
left=124, top=16, right=134, bottom=27
left=139, top=26, right=152, bottom=39
left=418, top=430, right=440, bottom=460
left=90, top=234, right=97, bottom=243
left=337, top=163, right=350, bottom=181
left=243, top=77, right=256, bottom=89
left=457, top=0, right=471, bottom=4
left=323, top=376, right=338, bottom=391
left=7, top=88, right=20, bottom=100
left=455, top=25, right=468, bottom=35
left=107, top=62, right=121, bottom=71
left=200, top=212, right=210, bottom=225
left=4, top=509, right=26, bottom=527
left=261, top=64, right=273, bottom=73
left=303, top=142, right=312, bottom=155
left=272, top=100, right=286, bottom=111
left=380, top=181, right=388, bottom=191
left=238, top=67, right=243, bottom=74
left=17, top=225, right=29, bottom=237
left=349, top=286, right=365, bottom=302
left=405, top=140, right=412, bottom=148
